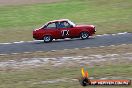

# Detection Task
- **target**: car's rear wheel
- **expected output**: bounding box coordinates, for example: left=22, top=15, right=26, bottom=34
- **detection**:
left=80, top=32, right=89, bottom=40
left=43, top=35, right=53, bottom=43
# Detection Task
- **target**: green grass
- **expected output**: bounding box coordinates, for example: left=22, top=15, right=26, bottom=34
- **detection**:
left=0, top=64, right=131, bottom=88
left=0, top=0, right=132, bottom=42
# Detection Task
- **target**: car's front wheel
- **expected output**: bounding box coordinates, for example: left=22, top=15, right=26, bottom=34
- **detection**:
left=43, top=35, right=53, bottom=43
left=80, top=32, right=89, bottom=40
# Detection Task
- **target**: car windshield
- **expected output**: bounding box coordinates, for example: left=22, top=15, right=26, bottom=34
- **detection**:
left=41, top=22, right=49, bottom=29
left=68, top=20, right=76, bottom=27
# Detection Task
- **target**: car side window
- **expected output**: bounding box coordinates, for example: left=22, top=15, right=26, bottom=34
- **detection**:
left=46, top=22, right=56, bottom=29
left=59, top=21, right=71, bottom=28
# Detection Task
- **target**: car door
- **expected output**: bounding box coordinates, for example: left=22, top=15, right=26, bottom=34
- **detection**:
left=68, top=26, right=80, bottom=38
left=44, top=22, right=62, bottom=39
left=59, top=21, right=79, bottom=38
left=58, top=21, right=72, bottom=38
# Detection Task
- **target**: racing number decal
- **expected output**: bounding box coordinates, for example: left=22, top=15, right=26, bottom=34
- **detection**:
left=61, top=30, right=69, bottom=36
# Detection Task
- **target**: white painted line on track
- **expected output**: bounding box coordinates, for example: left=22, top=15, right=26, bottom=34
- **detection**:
left=0, top=43, right=12, bottom=45
left=23, top=52, right=32, bottom=54
left=117, top=32, right=128, bottom=35
left=64, top=49, right=70, bottom=51
left=102, top=34, right=109, bottom=36
left=85, top=47, right=90, bottom=49
left=36, top=51, right=44, bottom=53
left=121, top=44, right=127, bottom=46
left=96, top=35, right=103, bottom=37
left=51, top=50, right=57, bottom=52
left=74, top=48, right=79, bottom=50
left=112, top=34, right=116, bottom=36
left=110, top=45, right=115, bottom=47
left=11, top=53, right=19, bottom=55
left=0, top=54, right=7, bottom=56
left=13, top=41, right=25, bottom=44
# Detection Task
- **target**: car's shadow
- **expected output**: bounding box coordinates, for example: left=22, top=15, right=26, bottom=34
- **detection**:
left=33, top=37, right=95, bottom=45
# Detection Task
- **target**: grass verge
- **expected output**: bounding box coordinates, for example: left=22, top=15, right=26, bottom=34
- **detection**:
left=0, top=0, right=132, bottom=42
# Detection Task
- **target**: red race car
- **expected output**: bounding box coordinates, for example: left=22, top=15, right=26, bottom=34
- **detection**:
left=33, top=19, right=96, bottom=43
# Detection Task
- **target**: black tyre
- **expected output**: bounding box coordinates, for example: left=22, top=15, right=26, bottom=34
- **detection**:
left=43, top=35, right=53, bottom=43
left=80, top=32, right=89, bottom=40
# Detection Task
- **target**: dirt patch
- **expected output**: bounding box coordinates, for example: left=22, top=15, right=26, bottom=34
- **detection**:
left=0, top=53, right=131, bottom=71
left=0, top=0, right=64, bottom=6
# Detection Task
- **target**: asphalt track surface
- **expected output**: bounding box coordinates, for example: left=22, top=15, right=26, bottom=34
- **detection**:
left=0, top=33, right=132, bottom=54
